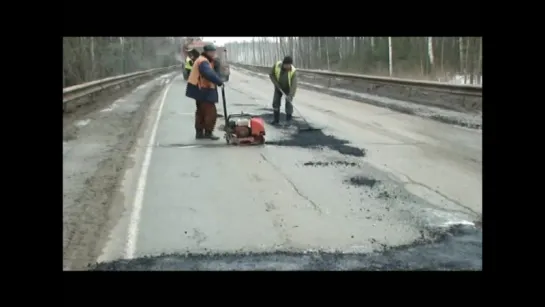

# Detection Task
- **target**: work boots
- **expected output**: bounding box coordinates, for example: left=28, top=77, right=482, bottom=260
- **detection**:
left=204, top=130, right=219, bottom=140
left=286, top=113, right=292, bottom=122
left=195, top=129, right=204, bottom=139
left=270, top=111, right=280, bottom=125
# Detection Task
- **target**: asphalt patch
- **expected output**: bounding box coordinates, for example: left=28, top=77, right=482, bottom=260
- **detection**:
left=345, top=176, right=379, bottom=187
left=257, top=111, right=366, bottom=158
left=90, top=224, right=481, bottom=271
left=303, top=161, right=358, bottom=167
left=377, top=191, right=391, bottom=199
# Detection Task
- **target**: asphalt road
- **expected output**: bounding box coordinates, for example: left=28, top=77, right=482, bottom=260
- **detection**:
left=96, top=69, right=482, bottom=269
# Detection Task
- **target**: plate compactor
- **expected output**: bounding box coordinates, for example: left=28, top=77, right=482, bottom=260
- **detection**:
left=221, top=86, right=266, bottom=145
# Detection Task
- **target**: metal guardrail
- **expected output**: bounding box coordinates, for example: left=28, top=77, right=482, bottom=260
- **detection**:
left=230, top=63, right=481, bottom=96
left=230, top=62, right=482, bottom=112
left=63, top=65, right=182, bottom=107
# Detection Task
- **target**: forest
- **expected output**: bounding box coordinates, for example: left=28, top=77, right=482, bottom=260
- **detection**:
left=63, top=37, right=482, bottom=87
left=225, top=37, right=482, bottom=85
left=63, top=37, right=181, bottom=88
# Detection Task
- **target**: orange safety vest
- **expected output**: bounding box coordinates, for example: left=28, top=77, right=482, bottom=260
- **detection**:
left=187, top=56, right=216, bottom=89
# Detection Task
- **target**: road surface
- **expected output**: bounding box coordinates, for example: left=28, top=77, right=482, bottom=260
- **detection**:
left=95, top=69, right=482, bottom=269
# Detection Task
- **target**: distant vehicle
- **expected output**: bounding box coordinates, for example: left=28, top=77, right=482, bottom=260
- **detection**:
left=181, top=39, right=230, bottom=82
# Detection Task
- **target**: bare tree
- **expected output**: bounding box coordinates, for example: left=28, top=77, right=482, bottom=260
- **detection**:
left=427, top=37, right=435, bottom=77
left=63, top=36, right=180, bottom=87
left=388, top=37, right=393, bottom=77
left=225, top=37, right=482, bottom=85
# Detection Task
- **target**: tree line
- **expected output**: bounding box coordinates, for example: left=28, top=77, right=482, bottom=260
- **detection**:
left=63, top=37, right=181, bottom=88
left=225, top=37, right=482, bottom=85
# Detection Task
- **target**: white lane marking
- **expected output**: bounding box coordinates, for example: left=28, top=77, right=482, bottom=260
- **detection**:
left=125, top=82, right=173, bottom=259
left=101, top=103, right=118, bottom=112
left=74, top=119, right=90, bottom=127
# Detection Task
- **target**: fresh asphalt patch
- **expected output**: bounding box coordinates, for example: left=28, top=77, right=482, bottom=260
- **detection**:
left=257, top=111, right=366, bottom=158
left=345, top=176, right=379, bottom=188
left=90, top=224, right=481, bottom=271
left=303, top=161, right=358, bottom=167
left=261, top=120, right=480, bottom=270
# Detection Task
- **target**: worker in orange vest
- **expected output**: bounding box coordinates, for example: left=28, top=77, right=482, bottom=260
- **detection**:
left=185, top=44, right=224, bottom=140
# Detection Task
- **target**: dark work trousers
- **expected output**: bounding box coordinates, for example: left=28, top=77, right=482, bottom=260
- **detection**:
left=195, top=101, right=217, bottom=132
left=272, top=89, right=293, bottom=115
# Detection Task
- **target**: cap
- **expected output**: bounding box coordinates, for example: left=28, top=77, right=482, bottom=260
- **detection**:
left=203, top=44, right=216, bottom=52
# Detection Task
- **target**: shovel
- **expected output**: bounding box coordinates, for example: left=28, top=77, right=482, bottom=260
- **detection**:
left=274, top=85, right=320, bottom=132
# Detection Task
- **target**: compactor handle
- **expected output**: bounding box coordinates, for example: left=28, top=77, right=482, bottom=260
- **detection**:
left=221, top=86, right=228, bottom=128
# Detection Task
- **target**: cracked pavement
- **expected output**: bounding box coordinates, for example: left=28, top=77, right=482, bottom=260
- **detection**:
left=79, top=69, right=481, bottom=270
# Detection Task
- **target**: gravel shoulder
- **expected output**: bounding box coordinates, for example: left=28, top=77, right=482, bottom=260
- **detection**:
left=63, top=72, right=178, bottom=270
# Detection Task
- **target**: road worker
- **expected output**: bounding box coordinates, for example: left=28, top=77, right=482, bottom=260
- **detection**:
left=269, top=56, right=298, bottom=125
left=184, top=49, right=199, bottom=79
left=185, top=43, right=224, bottom=140
left=185, top=55, right=193, bottom=75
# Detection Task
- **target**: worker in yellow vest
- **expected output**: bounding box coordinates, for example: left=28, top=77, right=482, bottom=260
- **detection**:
left=268, top=56, right=298, bottom=125
left=184, top=49, right=198, bottom=80
left=185, top=56, right=193, bottom=70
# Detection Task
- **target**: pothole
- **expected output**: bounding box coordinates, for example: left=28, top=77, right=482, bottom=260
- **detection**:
left=303, top=161, right=358, bottom=167
left=344, top=176, right=379, bottom=188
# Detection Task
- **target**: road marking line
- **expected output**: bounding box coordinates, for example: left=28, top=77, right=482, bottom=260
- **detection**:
left=125, top=81, right=173, bottom=259
left=74, top=119, right=90, bottom=127
left=177, top=145, right=200, bottom=149
left=100, top=103, right=118, bottom=112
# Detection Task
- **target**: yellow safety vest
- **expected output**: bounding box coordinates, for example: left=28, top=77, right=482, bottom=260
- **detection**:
left=185, top=56, right=193, bottom=70
left=274, top=61, right=296, bottom=88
